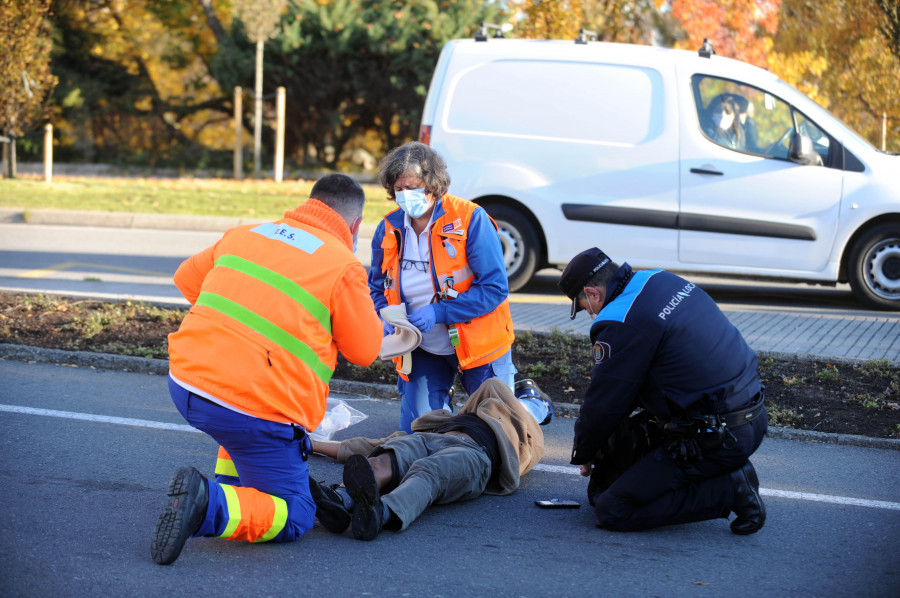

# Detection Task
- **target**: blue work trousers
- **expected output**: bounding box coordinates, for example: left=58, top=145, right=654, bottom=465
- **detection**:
left=169, top=378, right=316, bottom=543
left=397, top=348, right=516, bottom=433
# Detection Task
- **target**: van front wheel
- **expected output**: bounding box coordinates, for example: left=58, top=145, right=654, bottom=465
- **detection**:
left=848, top=223, right=900, bottom=310
left=483, top=204, right=540, bottom=293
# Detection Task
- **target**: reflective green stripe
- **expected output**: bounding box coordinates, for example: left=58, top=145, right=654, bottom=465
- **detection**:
left=214, top=254, right=331, bottom=334
left=254, top=495, right=288, bottom=543
left=218, top=484, right=241, bottom=539
left=215, top=458, right=239, bottom=478
left=196, top=292, right=334, bottom=384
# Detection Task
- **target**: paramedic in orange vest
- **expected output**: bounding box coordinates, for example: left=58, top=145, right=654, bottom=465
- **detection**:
left=369, top=142, right=516, bottom=433
left=151, top=174, right=382, bottom=565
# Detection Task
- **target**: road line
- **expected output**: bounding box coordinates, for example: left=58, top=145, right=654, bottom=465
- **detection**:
left=5, top=404, right=899, bottom=512
left=17, top=261, right=170, bottom=279
left=0, top=404, right=200, bottom=433
left=532, top=463, right=900, bottom=511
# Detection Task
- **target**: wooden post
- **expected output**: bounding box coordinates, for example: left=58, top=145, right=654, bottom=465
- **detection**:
left=43, top=124, right=53, bottom=184
left=253, top=39, right=264, bottom=178
left=234, top=86, right=243, bottom=181
left=882, top=112, right=887, bottom=152
left=274, top=86, right=285, bottom=183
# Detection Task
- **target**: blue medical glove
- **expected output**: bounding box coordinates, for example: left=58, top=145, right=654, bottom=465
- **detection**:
left=381, top=318, right=395, bottom=337
left=408, top=305, right=437, bottom=334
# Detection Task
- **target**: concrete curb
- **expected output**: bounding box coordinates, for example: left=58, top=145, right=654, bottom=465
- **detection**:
left=0, top=207, right=380, bottom=237
left=3, top=342, right=898, bottom=451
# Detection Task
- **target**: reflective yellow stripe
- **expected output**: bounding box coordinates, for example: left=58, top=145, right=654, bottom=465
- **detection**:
left=218, top=484, right=241, bottom=539
left=215, top=457, right=239, bottom=478
left=254, top=495, right=288, bottom=543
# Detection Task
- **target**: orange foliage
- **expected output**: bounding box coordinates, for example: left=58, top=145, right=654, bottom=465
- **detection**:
left=671, top=0, right=780, bottom=67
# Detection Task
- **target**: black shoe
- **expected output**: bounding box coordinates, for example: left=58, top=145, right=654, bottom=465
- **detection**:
left=730, top=461, right=766, bottom=535
left=151, top=466, right=209, bottom=565
left=344, top=454, right=383, bottom=541
left=310, top=478, right=351, bottom=534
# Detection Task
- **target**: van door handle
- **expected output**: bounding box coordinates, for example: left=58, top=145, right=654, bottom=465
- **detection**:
left=690, top=167, right=724, bottom=176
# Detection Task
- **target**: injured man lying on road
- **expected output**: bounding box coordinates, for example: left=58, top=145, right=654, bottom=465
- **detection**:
left=309, top=378, right=551, bottom=540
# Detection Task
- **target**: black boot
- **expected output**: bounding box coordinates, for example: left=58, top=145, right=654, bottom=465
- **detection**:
left=310, top=478, right=351, bottom=534
left=151, top=466, right=209, bottom=565
left=730, top=461, right=766, bottom=535
left=344, top=454, right=383, bottom=541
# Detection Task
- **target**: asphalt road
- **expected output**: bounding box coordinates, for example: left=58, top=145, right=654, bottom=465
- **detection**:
left=1, top=357, right=898, bottom=597
left=0, top=221, right=876, bottom=311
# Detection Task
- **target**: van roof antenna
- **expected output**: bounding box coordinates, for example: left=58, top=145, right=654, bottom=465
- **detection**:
left=475, top=22, right=506, bottom=42
left=698, top=38, right=715, bottom=58
left=575, top=28, right=597, bottom=44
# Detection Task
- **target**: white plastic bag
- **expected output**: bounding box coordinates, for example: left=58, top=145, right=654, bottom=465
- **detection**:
left=310, top=398, right=368, bottom=441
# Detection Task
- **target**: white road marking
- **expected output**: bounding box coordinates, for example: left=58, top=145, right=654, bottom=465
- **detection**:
left=4, top=404, right=899, bottom=512
left=0, top=404, right=200, bottom=433
left=532, top=464, right=900, bottom=511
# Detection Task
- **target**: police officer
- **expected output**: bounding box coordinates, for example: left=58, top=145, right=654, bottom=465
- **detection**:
left=558, top=247, right=767, bottom=534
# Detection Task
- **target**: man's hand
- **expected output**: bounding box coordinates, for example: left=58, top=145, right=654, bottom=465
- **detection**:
left=579, top=461, right=594, bottom=477
left=408, top=305, right=437, bottom=334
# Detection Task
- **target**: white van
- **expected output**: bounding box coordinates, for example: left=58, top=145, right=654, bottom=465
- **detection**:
left=418, top=35, right=900, bottom=309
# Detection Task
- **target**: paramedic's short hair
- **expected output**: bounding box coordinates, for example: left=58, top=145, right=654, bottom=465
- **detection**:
left=378, top=142, right=451, bottom=200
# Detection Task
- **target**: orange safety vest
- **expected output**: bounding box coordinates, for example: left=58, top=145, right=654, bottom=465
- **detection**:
left=379, top=194, right=515, bottom=370
left=169, top=200, right=381, bottom=431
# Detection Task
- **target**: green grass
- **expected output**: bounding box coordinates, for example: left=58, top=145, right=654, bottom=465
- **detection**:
left=1, top=174, right=397, bottom=226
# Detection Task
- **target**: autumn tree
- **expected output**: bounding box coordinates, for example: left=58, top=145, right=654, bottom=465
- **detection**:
left=770, top=0, right=900, bottom=151
left=242, top=0, right=502, bottom=168
left=516, top=0, right=585, bottom=39
left=0, top=0, right=57, bottom=177
left=583, top=0, right=675, bottom=45
left=875, top=0, right=900, bottom=62
left=670, top=0, right=781, bottom=67
left=49, top=0, right=233, bottom=167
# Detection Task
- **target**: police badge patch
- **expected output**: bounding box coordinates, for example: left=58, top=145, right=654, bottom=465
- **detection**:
left=593, top=341, right=611, bottom=363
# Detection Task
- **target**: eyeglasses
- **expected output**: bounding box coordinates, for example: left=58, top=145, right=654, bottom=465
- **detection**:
left=401, top=259, right=429, bottom=272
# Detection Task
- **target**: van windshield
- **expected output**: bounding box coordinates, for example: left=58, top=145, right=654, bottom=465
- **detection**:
left=771, top=79, right=878, bottom=152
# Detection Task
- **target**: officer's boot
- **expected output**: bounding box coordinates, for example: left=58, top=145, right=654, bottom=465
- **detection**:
left=729, top=461, right=766, bottom=535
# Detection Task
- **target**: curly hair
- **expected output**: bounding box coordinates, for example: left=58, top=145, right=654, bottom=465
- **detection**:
left=378, top=141, right=451, bottom=200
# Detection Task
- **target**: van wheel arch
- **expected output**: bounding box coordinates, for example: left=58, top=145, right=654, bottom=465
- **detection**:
left=842, top=218, right=900, bottom=310
left=475, top=197, right=546, bottom=292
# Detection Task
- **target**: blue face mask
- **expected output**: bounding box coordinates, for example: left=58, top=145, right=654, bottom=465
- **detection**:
left=395, top=188, right=431, bottom=219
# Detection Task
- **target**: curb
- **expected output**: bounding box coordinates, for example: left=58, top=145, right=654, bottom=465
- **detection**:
left=3, top=343, right=898, bottom=452
left=0, top=207, right=380, bottom=238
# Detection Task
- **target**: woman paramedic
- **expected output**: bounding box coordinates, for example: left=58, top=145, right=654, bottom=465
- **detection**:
left=368, top=141, right=517, bottom=433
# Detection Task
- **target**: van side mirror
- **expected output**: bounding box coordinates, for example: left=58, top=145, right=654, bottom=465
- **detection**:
left=789, top=132, right=822, bottom=166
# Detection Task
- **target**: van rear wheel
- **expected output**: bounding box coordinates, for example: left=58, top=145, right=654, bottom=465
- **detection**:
left=847, top=223, right=900, bottom=310
left=482, top=204, right=540, bottom=292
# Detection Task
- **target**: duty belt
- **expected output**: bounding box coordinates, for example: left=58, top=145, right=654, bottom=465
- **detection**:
left=719, top=393, right=766, bottom=429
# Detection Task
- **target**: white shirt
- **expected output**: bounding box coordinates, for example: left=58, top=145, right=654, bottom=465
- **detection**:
left=400, top=212, right=454, bottom=355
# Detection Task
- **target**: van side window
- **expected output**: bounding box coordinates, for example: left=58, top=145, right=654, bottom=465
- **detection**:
left=794, top=112, right=831, bottom=165
left=693, top=75, right=793, bottom=159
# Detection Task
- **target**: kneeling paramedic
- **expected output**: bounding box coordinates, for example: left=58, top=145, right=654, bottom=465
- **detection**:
left=558, top=248, right=767, bottom=535
left=151, top=174, right=382, bottom=565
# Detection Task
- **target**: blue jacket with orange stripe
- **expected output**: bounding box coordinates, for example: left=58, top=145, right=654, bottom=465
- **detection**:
left=368, top=195, right=514, bottom=369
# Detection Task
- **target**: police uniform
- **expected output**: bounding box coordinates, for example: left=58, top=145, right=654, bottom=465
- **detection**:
left=560, top=249, right=767, bottom=534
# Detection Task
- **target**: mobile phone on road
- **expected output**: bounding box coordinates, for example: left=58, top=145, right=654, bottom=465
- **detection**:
left=535, top=499, right=580, bottom=509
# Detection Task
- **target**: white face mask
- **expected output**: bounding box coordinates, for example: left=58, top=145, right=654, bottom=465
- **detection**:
left=395, top=188, right=431, bottom=219
left=717, top=112, right=734, bottom=130
left=584, top=288, right=597, bottom=319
